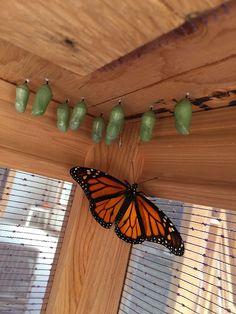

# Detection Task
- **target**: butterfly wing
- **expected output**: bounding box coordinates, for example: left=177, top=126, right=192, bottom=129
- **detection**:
left=70, top=167, right=184, bottom=255
left=70, top=167, right=128, bottom=228
left=115, top=197, right=146, bottom=244
left=136, top=194, right=184, bottom=256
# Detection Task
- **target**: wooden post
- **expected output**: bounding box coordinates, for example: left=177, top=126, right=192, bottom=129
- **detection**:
left=139, top=106, right=236, bottom=211
left=46, top=122, right=143, bottom=314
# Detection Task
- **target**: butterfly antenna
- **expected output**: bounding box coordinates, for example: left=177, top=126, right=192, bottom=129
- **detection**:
left=138, top=176, right=159, bottom=185
left=131, top=160, right=135, bottom=183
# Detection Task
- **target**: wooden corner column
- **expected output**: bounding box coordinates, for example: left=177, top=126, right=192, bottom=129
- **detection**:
left=46, top=122, right=143, bottom=314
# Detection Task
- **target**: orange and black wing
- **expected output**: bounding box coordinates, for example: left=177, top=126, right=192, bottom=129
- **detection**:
left=136, top=194, right=184, bottom=255
left=115, top=193, right=184, bottom=255
left=115, top=198, right=146, bottom=244
left=70, top=167, right=128, bottom=228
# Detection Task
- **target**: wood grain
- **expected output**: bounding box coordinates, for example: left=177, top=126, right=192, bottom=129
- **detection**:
left=0, top=0, right=224, bottom=75
left=0, top=39, right=88, bottom=105
left=0, top=2, right=234, bottom=313
left=0, top=145, right=73, bottom=182
left=46, top=122, right=143, bottom=314
left=0, top=2, right=233, bottom=119
left=0, top=79, right=92, bottom=180
left=138, top=106, right=236, bottom=211
left=88, top=54, right=236, bottom=118
left=73, top=1, right=236, bottom=117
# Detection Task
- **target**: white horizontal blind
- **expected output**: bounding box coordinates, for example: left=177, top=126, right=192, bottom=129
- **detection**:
left=119, top=198, right=236, bottom=314
left=0, top=167, right=74, bottom=313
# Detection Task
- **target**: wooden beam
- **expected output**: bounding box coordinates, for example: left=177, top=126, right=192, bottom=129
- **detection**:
left=0, top=146, right=73, bottom=182
left=46, top=123, right=143, bottom=314
left=139, top=106, right=236, bottom=211
left=0, top=2, right=234, bottom=119
left=0, top=79, right=92, bottom=180
left=89, top=54, right=236, bottom=117
left=0, top=39, right=88, bottom=108
left=0, top=0, right=224, bottom=75
left=74, top=1, right=236, bottom=117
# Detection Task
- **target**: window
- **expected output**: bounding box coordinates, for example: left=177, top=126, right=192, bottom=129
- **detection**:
left=119, top=198, right=235, bottom=314
left=0, top=167, right=74, bottom=313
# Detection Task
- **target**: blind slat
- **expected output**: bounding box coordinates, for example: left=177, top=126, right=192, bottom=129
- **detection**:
left=0, top=167, right=74, bottom=313
left=119, top=198, right=236, bottom=314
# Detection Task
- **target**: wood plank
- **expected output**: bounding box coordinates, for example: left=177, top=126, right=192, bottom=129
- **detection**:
left=0, top=0, right=224, bottom=75
left=46, top=122, right=143, bottom=314
left=138, top=106, right=236, bottom=211
left=88, top=54, right=236, bottom=117
left=73, top=1, right=236, bottom=117
left=0, top=146, right=73, bottom=182
left=0, top=2, right=233, bottom=118
left=0, top=39, right=88, bottom=106
left=0, top=79, right=92, bottom=179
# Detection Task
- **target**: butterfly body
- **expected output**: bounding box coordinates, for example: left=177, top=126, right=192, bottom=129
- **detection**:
left=70, top=166, right=184, bottom=256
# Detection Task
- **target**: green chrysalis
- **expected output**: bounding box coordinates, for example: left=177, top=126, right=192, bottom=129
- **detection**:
left=105, top=102, right=125, bottom=145
left=15, top=81, right=30, bottom=113
left=92, top=115, right=105, bottom=143
left=32, top=82, right=53, bottom=116
left=108, top=103, right=125, bottom=124
left=139, top=109, right=156, bottom=142
left=105, top=123, right=121, bottom=145
left=69, top=100, right=87, bottom=130
left=57, top=101, right=70, bottom=132
left=174, top=98, right=192, bottom=135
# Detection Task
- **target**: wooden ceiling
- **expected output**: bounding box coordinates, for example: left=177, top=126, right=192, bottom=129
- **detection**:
left=0, top=0, right=224, bottom=75
left=0, top=0, right=233, bottom=118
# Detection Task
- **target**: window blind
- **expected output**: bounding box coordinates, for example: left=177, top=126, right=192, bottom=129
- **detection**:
left=119, top=198, right=235, bottom=314
left=0, top=167, right=74, bottom=313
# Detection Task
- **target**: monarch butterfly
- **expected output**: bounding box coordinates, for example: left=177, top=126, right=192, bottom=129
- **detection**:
left=70, top=166, right=184, bottom=256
